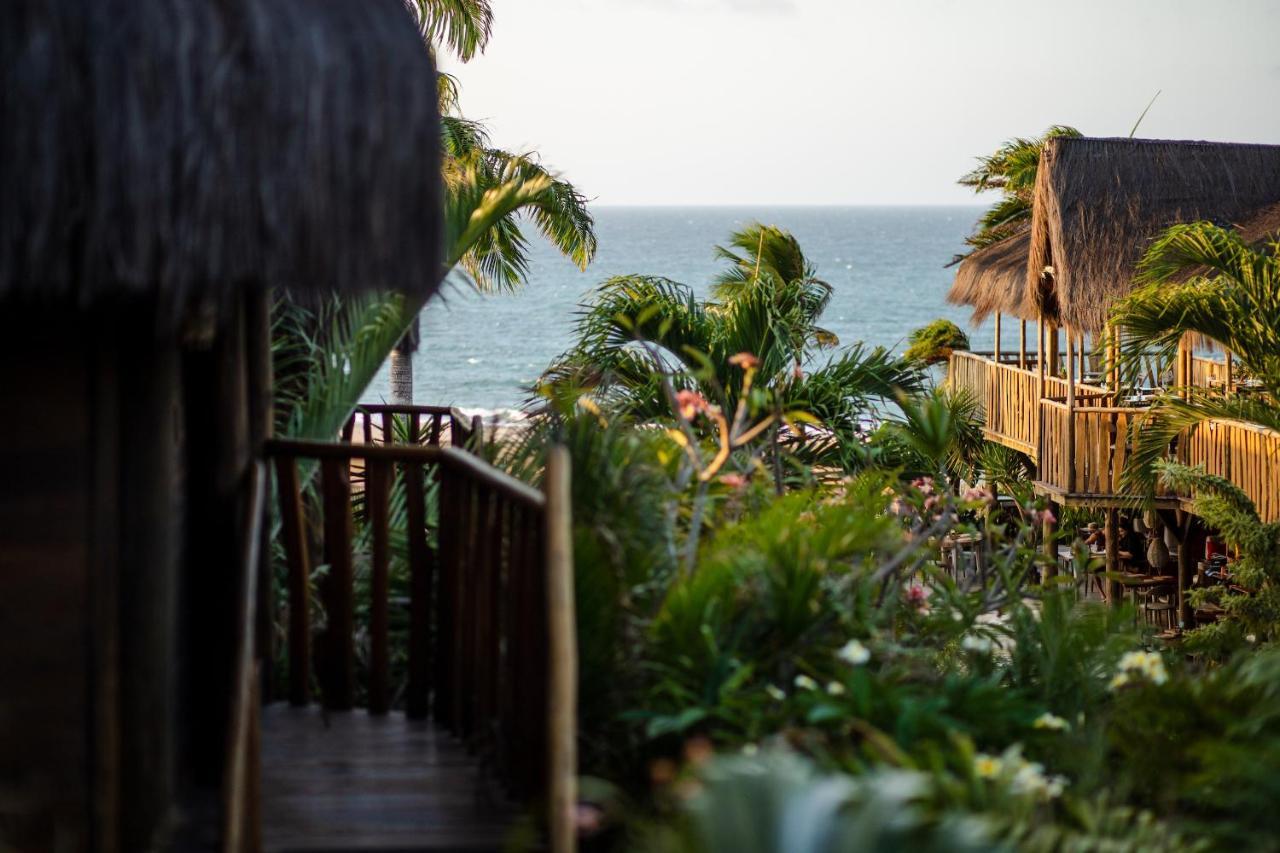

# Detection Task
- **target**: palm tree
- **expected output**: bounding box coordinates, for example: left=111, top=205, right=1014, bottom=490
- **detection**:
left=951, top=125, right=1081, bottom=264
left=1113, top=221, right=1280, bottom=495
left=275, top=0, right=597, bottom=432
left=542, top=226, right=924, bottom=472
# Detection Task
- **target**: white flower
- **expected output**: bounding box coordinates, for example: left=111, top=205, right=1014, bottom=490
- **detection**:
left=1247, top=633, right=1258, bottom=644
left=1010, top=761, right=1048, bottom=796
left=962, top=635, right=993, bottom=655
left=1033, top=712, right=1070, bottom=732
left=973, top=753, right=1002, bottom=779
left=826, top=681, right=846, bottom=696
left=837, top=639, right=871, bottom=666
left=765, top=684, right=786, bottom=702
left=794, top=674, right=819, bottom=691
left=1113, top=650, right=1168, bottom=688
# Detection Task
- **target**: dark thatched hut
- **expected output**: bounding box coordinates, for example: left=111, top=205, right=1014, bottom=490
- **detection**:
left=946, top=228, right=1036, bottom=325
left=1027, top=137, right=1280, bottom=333
left=0, top=1, right=442, bottom=850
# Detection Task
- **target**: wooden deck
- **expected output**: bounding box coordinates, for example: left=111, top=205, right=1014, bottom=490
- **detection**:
left=260, top=704, right=519, bottom=852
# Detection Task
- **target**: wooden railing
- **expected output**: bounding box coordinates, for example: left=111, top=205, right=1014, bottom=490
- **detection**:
left=1190, top=355, right=1230, bottom=390
left=985, top=362, right=1042, bottom=456
left=1181, top=419, right=1280, bottom=523
left=948, top=350, right=989, bottom=412
left=264, top=434, right=574, bottom=804
left=342, top=403, right=484, bottom=452
left=222, top=462, right=266, bottom=853
left=1037, top=402, right=1146, bottom=497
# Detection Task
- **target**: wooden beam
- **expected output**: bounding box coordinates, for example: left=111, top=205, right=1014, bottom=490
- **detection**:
left=994, top=312, right=1002, bottom=362
left=1019, top=320, right=1027, bottom=369
left=544, top=446, right=577, bottom=853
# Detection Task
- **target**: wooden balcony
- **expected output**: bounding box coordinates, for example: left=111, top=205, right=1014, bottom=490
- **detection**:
left=949, top=351, right=1280, bottom=522
left=221, top=406, right=578, bottom=851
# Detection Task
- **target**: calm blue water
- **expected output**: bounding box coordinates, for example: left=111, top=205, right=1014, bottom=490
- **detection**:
left=365, top=206, right=1004, bottom=413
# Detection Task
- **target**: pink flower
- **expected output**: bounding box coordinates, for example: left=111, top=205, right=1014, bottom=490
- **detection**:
left=923, top=495, right=940, bottom=511
left=719, top=473, right=748, bottom=489
left=729, top=351, right=760, bottom=370
left=573, top=803, right=606, bottom=836
left=675, top=389, right=709, bottom=420
left=1029, top=506, right=1056, bottom=525
left=792, top=364, right=805, bottom=381
left=963, top=487, right=991, bottom=503
left=905, top=583, right=931, bottom=614
left=911, top=476, right=935, bottom=496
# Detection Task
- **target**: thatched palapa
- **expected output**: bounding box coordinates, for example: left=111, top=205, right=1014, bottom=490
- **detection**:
left=946, top=227, right=1035, bottom=324
left=1027, top=137, right=1280, bottom=333
left=0, top=0, right=444, bottom=326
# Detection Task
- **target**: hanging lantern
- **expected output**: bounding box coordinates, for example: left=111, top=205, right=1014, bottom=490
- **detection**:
left=1143, top=510, right=1159, bottom=531
left=1147, top=537, right=1170, bottom=571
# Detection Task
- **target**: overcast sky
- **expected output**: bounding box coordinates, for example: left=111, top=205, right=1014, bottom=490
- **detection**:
left=440, top=0, right=1280, bottom=206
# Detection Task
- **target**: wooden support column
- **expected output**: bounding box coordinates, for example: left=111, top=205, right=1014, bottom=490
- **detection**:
left=1225, top=349, right=1234, bottom=392
left=1176, top=511, right=1196, bottom=629
left=545, top=447, right=577, bottom=853
left=1048, top=325, right=1060, bottom=378
left=1019, top=320, right=1027, bottom=369
left=994, top=312, right=1002, bottom=363
left=1066, top=328, right=1077, bottom=494
left=1108, top=326, right=1120, bottom=396
left=1105, top=509, right=1121, bottom=605
left=1078, top=331, right=1087, bottom=380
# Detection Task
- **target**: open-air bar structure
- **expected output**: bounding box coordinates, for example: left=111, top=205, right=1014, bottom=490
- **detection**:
left=947, top=136, right=1280, bottom=622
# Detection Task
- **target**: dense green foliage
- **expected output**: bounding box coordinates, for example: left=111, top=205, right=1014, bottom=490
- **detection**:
left=905, top=318, right=970, bottom=366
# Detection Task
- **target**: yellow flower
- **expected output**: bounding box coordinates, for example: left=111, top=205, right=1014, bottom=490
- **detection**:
left=1033, top=712, right=1069, bottom=731
left=974, top=754, right=1002, bottom=779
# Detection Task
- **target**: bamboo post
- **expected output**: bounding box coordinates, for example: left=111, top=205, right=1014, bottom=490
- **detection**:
left=1078, top=331, right=1087, bottom=380
left=1048, top=325, right=1060, bottom=378
left=1108, top=326, right=1120, bottom=396
left=1019, top=320, right=1027, bottom=369
left=1225, top=349, right=1234, bottom=393
left=994, top=312, right=1002, bottom=363
left=1066, top=328, right=1077, bottom=494
left=1176, top=511, right=1194, bottom=629
left=544, top=446, right=577, bottom=853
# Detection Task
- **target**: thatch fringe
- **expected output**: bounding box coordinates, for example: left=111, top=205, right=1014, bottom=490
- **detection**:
left=946, top=228, right=1035, bottom=325
left=1028, top=137, right=1280, bottom=333
left=0, top=0, right=443, bottom=327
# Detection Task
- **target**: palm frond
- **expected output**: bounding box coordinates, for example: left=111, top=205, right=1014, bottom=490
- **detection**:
left=407, top=0, right=493, bottom=62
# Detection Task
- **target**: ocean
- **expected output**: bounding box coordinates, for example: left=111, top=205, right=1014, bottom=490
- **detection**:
left=363, top=206, right=1002, bottom=415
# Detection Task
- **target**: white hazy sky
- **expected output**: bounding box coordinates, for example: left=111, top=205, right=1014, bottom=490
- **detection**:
left=440, top=0, right=1280, bottom=206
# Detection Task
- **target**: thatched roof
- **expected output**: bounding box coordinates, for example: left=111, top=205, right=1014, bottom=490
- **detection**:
left=1028, top=137, right=1280, bottom=332
left=0, top=0, right=443, bottom=325
left=946, top=228, right=1036, bottom=325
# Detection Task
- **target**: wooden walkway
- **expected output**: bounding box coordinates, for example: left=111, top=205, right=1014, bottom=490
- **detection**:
left=260, top=704, right=518, bottom=852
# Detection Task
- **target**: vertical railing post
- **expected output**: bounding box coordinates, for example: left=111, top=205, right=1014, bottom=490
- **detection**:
left=273, top=456, right=311, bottom=707
left=544, top=446, right=577, bottom=853
left=1066, top=326, right=1077, bottom=495
left=434, top=462, right=459, bottom=726
left=367, top=458, right=392, bottom=715
left=320, top=458, right=355, bottom=711
left=405, top=455, right=433, bottom=719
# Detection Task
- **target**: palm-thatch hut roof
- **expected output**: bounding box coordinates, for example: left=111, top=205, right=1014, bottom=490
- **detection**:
left=1027, top=137, right=1280, bottom=333
left=946, top=228, right=1036, bottom=324
left=0, top=0, right=443, bottom=327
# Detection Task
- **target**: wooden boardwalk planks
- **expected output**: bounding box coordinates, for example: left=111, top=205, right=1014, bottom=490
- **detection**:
left=260, top=704, right=517, bottom=852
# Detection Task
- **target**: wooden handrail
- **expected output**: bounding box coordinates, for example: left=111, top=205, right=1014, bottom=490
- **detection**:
left=263, top=432, right=573, bottom=834
left=264, top=439, right=544, bottom=507
left=222, top=461, right=266, bottom=853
